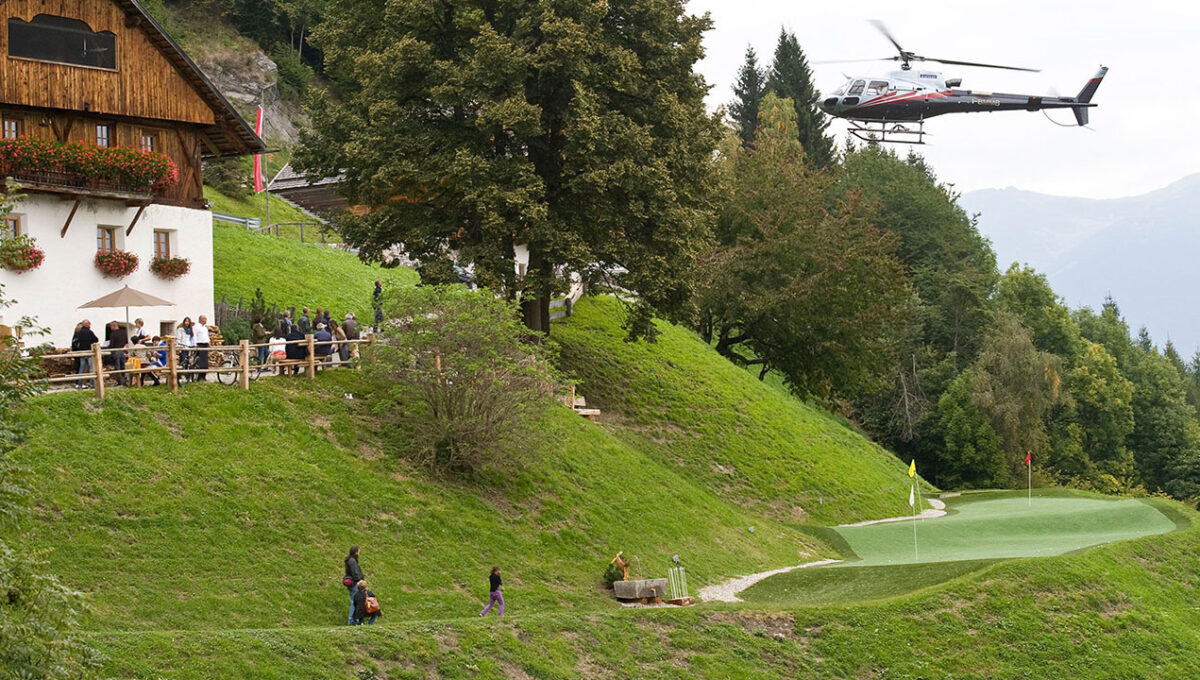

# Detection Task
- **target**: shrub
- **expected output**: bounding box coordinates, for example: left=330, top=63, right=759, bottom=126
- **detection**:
left=0, top=137, right=177, bottom=192
left=366, top=286, right=560, bottom=475
left=0, top=234, right=44, bottom=273
left=602, top=561, right=626, bottom=588
left=220, top=318, right=252, bottom=345
left=149, top=256, right=191, bottom=280
left=94, top=250, right=138, bottom=278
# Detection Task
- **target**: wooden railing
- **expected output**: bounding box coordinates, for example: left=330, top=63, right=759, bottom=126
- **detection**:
left=40, top=334, right=375, bottom=400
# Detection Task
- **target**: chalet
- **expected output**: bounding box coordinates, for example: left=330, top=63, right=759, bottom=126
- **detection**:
left=0, top=0, right=264, bottom=347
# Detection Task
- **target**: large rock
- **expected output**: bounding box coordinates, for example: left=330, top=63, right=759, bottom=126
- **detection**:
left=613, top=578, right=669, bottom=600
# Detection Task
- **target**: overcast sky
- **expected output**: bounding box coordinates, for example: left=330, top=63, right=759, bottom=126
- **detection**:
left=687, top=0, right=1199, bottom=199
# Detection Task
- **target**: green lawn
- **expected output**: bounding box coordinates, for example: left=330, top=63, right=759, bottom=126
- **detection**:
left=834, top=490, right=1175, bottom=567
left=739, top=489, right=1180, bottom=607
left=212, top=222, right=418, bottom=321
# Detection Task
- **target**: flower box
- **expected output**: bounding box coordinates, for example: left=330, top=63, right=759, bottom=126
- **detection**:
left=0, top=137, right=178, bottom=193
left=0, top=234, right=44, bottom=273
left=95, top=249, right=139, bottom=278
left=150, top=256, right=191, bottom=280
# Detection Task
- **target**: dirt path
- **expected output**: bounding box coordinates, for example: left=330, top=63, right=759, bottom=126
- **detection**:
left=698, top=498, right=948, bottom=603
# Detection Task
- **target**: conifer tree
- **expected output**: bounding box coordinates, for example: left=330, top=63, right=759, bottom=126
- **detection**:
left=729, top=46, right=767, bottom=145
left=767, top=28, right=835, bottom=168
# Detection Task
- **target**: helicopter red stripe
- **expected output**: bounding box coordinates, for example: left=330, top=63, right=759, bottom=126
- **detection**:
left=856, top=90, right=952, bottom=109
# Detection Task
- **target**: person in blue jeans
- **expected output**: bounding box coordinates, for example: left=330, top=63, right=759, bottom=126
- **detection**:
left=351, top=580, right=381, bottom=625
left=344, top=546, right=364, bottom=625
left=479, top=565, right=504, bottom=617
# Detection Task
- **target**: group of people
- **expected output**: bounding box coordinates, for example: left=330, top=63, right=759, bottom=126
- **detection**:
left=342, top=546, right=504, bottom=626
left=70, top=316, right=212, bottom=387
left=253, top=305, right=364, bottom=373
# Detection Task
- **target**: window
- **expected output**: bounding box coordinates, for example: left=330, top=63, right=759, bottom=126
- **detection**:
left=97, top=226, right=117, bottom=252
left=2, top=215, right=19, bottom=238
left=159, top=321, right=176, bottom=337
left=848, top=80, right=865, bottom=95
left=7, top=15, right=117, bottom=70
left=2, top=117, right=20, bottom=139
left=140, top=130, right=157, bottom=153
left=153, top=230, right=171, bottom=259
left=867, top=81, right=889, bottom=95
left=95, top=124, right=112, bottom=147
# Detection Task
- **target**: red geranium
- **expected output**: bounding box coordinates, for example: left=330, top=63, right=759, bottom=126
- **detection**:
left=95, top=249, right=139, bottom=278
left=0, top=234, right=44, bottom=273
left=149, top=255, right=190, bottom=280
left=0, top=138, right=178, bottom=192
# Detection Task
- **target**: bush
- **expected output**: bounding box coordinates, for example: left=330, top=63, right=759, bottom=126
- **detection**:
left=602, top=561, right=626, bottom=588
left=271, top=44, right=316, bottom=98
left=366, top=286, right=560, bottom=475
left=220, top=318, right=252, bottom=345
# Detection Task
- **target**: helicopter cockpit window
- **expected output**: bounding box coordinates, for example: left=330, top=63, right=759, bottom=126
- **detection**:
left=847, top=80, right=865, bottom=95
left=867, top=81, right=889, bottom=95
left=832, top=82, right=849, bottom=96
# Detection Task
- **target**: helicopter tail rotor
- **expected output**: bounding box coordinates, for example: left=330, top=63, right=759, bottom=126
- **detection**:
left=1072, top=66, right=1108, bottom=126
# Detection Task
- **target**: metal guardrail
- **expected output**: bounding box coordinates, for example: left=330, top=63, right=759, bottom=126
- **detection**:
left=211, top=212, right=261, bottom=230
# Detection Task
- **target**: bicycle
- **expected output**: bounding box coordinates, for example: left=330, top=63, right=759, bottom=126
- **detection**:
left=217, top=348, right=268, bottom=384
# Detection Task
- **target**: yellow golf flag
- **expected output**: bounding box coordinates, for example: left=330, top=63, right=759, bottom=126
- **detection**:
left=908, top=459, right=916, bottom=478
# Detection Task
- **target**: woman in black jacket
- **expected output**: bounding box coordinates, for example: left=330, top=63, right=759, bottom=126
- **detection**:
left=344, top=546, right=364, bottom=625
left=351, top=580, right=381, bottom=625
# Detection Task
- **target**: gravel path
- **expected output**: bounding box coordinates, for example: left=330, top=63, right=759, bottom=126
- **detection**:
left=697, top=498, right=948, bottom=603
left=697, top=558, right=842, bottom=603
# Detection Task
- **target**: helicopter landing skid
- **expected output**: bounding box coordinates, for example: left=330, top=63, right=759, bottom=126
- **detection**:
left=847, top=119, right=927, bottom=145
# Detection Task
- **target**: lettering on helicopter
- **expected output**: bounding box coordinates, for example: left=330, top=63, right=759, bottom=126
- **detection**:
left=971, top=98, right=1001, bottom=106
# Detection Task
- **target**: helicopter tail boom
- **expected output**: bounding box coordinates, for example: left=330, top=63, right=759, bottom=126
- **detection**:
left=1071, top=66, right=1108, bottom=126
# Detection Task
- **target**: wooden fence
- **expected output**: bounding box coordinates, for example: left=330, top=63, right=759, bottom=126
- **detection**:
left=40, top=334, right=375, bottom=400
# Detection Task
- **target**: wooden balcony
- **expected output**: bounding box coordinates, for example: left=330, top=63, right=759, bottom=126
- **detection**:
left=7, top=169, right=155, bottom=205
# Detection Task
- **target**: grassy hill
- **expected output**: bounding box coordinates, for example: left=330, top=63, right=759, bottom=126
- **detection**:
left=554, top=297, right=923, bottom=525
left=14, top=291, right=1198, bottom=678
left=211, top=222, right=418, bottom=322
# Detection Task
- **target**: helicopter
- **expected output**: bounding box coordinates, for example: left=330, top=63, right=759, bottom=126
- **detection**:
left=817, top=21, right=1107, bottom=144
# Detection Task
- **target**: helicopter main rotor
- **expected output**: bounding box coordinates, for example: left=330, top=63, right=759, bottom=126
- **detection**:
left=818, top=20, right=1040, bottom=73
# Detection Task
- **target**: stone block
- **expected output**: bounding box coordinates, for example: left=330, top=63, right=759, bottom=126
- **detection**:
left=613, top=578, right=669, bottom=600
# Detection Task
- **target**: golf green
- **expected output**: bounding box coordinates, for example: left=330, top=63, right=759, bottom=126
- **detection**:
left=835, top=491, right=1175, bottom=567
left=739, top=491, right=1178, bottom=606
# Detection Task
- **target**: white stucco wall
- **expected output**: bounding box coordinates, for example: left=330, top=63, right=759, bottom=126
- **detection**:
left=0, top=194, right=214, bottom=348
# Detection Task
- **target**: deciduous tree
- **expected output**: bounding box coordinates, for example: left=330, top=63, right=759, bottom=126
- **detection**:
left=298, top=0, right=720, bottom=337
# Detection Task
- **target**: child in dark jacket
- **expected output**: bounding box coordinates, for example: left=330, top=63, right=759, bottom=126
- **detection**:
left=351, top=580, right=381, bottom=625
left=479, top=565, right=504, bottom=617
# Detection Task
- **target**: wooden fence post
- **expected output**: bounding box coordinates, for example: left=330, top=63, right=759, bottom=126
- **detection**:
left=305, top=334, right=316, bottom=379
left=91, top=342, right=104, bottom=400
left=166, top=336, right=178, bottom=394
left=239, top=340, right=250, bottom=390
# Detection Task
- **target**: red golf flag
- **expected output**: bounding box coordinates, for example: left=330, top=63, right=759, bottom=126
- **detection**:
left=1025, top=451, right=1032, bottom=466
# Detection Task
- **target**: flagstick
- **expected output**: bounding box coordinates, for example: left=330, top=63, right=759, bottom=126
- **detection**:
left=911, top=483, right=919, bottom=562
left=1028, top=458, right=1032, bottom=508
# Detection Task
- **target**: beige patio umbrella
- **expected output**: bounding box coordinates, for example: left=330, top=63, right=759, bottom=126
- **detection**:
left=78, top=284, right=174, bottom=330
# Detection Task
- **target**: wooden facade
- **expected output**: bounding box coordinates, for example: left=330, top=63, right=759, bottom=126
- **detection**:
left=1, top=0, right=214, bottom=125
left=0, top=0, right=263, bottom=207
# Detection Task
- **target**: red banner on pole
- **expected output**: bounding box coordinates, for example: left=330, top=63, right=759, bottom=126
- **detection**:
left=253, top=106, right=264, bottom=192
left=1025, top=450, right=1031, bottom=466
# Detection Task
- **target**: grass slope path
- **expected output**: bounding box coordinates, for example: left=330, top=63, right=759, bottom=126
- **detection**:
left=212, top=223, right=418, bottom=323
left=13, top=373, right=830, bottom=633
left=554, top=296, right=924, bottom=525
